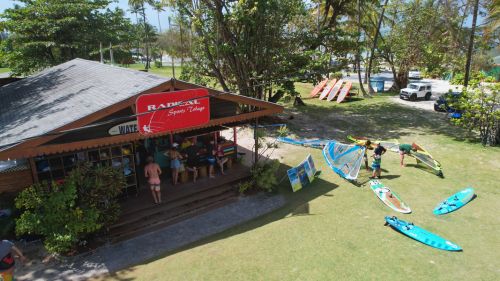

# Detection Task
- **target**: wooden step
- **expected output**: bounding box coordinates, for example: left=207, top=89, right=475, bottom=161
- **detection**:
left=120, top=175, right=249, bottom=217
left=109, top=191, right=238, bottom=242
left=111, top=183, right=236, bottom=229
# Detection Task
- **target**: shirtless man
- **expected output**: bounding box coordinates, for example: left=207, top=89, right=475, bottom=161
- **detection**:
left=144, top=156, right=162, bottom=204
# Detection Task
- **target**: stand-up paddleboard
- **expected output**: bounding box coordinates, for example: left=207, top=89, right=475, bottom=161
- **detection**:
left=327, top=79, right=344, bottom=101
left=318, top=79, right=337, bottom=100
left=370, top=180, right=411, bottom=213
left=336, top=81, right=352, bottom=103
left=309, top=78, right=329, bottom=98
left=433, top=188, right=475, bottom=215
left=384, top=216, right=462, bottom=251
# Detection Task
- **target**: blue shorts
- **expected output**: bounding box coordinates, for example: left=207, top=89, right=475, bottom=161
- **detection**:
left=207, top=156, right=216, bottom=165
left=171, top=159, right=181, bottom=169
left=372, top=163, right=380, bottom=170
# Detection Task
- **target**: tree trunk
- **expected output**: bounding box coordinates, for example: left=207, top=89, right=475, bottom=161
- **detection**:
left=356, top=0, right=368, bottom=96
left=142, top=3, right=150, bottom=70
left=367, top=0, right=389, bottom=94
left=464, top=0, right=479, bottom=87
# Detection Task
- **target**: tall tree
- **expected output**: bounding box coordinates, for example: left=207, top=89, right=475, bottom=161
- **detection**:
left=366, top=0, right=389, bottom=94
left=167, top=0, right=315, bottom=99
left=153, top=1, right=165, bottom=32
left=356, top=0, right=368, bottom=96
left=128, top=0, right=155, bottom=70
left=464, top=0, right=480, bottom=87
left=1, top=0, right=134, bottom=75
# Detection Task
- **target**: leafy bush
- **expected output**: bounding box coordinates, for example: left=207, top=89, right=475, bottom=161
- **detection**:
left=154, top=60, right=162, bottom=68
left=237, top=180, right=254, bottom=194
left=451, top=71, right=487, bottom=86
left=251, top=159, right=280, bottom=192
left=450, top=84, right=500, bottom=145
left=484, top=76, right=497, bottom=83
left=15, top=164, right=124, bottom=254
left=331, top=71, right=343, bottom=80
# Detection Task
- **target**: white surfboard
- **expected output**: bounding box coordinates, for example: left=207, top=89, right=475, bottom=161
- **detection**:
left=327, top=79, right=344, bottom=101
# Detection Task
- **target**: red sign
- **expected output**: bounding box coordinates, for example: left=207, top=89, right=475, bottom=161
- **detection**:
left=136, top=89, right=210, bottom=135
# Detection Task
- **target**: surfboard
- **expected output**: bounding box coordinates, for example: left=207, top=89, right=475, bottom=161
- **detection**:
left=370, top=180, right=411, bottom=213
left=433, top=187, right=475, bottom=215
left=385, top=216, right=462, bottom=251
left=336, top=81, right=352, bottom=103
left=326, top=79, right=344, bottom=101
left=309, top=78, right=329, bottom=98
left=318, top=79, right=337, bottom=100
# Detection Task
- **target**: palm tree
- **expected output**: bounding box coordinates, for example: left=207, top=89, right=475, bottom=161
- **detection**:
left=128, top=3, right=142, bottom=60
left=356, top=0, right=368, bottom=96
left=464, top=0, right=480, bottom=87
left=366, top=0, right=389, bottom=94
left=128, top=0, right=155, bottom=70
left=153, top=1, right=165, bottom=32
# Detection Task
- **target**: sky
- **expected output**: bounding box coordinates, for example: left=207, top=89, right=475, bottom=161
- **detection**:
left=0, top=0, right=173, bottom=31
left=0, top=1, right=486, bottom=31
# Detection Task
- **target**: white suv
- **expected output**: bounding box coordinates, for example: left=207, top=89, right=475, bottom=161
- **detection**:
left=400, top=83, right=432, bottom=101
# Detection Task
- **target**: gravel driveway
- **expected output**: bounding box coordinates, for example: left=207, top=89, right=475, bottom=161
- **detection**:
left=343, top=70, right=462, bottom=112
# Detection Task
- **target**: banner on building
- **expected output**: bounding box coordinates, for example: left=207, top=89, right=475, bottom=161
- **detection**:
left=136, top=89, right=210, bottom=135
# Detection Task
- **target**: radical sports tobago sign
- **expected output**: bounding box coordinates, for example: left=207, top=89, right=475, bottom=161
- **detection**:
left=136, top=89, right=210, bottom=135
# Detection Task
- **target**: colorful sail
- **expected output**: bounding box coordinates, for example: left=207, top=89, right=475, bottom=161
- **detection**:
left=322, top=141, right=365, bottom=180
left=411, top=143, right=443, bottom=176
left=277, top=137, right=333, bottom=149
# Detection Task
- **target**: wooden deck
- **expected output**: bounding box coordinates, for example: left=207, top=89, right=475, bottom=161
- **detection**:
left=108, top=163, right=251, bottom=242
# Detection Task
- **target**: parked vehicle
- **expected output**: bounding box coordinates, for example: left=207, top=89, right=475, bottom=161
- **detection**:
left=400, top=82, right=432, bottom=101
left=409, top=70, right=422, bottom=79
left=434, top=91, right=461, bottom=112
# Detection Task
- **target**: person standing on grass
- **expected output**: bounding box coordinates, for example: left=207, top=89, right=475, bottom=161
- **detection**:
left=144, top=156, right=162, bottom=204
left=371, top=143, right=387, bottom=178
left=363, top=140, right=372, bottom=171
left=399, top=143, right=417, bottom=167
left=0, top=240, right=27, bottom=281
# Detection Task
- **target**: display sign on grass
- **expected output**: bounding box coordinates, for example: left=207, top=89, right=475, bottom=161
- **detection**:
left=136, top=89, right=210, bottom=135
left=287, top=154, right=317, bottom=192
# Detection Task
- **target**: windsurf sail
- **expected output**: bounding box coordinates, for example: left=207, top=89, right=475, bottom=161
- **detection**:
left=410, top=143, right=443, bottom=175
left=277, top=137, right=333, bottom=149
left=322, top=141, right=365, bottom=180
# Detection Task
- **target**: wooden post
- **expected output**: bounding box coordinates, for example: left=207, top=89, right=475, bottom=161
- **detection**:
left=233, top=127, right=237, bottom=145
left=254, top=118, right=259, bottom=166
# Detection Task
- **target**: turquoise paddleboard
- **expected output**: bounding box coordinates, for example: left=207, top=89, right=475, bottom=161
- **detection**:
left=433, top=187, right=475, bottom=215
left=385, top=216, right=462, bottom=251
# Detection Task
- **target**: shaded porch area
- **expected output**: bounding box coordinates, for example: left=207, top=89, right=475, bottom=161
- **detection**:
left=108, top=163, right=251, bottom=242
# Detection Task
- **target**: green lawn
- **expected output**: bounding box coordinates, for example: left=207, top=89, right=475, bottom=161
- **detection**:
left=0, top=68, right=10, bottom=74
left=96, top=83, right=500, bottom=281
left=124, top=63, right=184, bottom=78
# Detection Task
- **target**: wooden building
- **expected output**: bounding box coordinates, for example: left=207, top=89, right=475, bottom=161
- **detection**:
left=0, top=59, right=283, bottom=240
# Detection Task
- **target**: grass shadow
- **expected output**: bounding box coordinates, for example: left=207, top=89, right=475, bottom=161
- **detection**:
left=284, top=96, right=475, bottom=143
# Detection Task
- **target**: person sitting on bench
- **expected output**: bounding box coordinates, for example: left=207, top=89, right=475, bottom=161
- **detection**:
left=184, top=141, right=199, bottom=183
